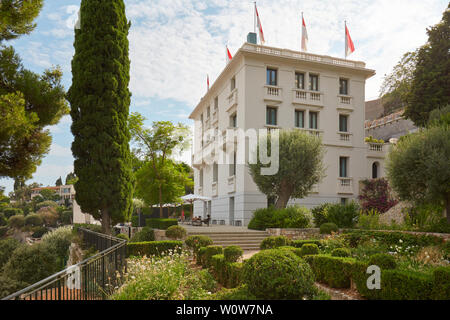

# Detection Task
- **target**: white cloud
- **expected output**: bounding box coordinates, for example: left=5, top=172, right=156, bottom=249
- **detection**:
left=49, top=144, right=72, bottom=157
left=125, top=0, right=447, bottom=105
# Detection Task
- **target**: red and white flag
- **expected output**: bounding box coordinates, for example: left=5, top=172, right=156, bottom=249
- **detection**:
left=226, top=46, right=233, bottom=62
left=301, top=13, right=308, bottom=52
left=207, top=74, right=210, bottom=91
left=345, top=23, right=355, bottom=58
left=255, top=3, right=265, bottom=45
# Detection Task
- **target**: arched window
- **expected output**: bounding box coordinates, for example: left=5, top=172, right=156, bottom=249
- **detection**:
left=372, top=162, right=379, bottom=179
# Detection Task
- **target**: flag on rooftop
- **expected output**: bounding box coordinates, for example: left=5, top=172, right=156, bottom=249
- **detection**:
left=255, top=3, right=265, bottom=45
left=301, top=13, right=308, bottom=52
left=345, top=22, right=355, bottom=58
left=227, top=46, right=233, bottom=62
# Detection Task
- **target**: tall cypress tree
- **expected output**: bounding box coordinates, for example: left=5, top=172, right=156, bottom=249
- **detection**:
left=68, top=0, right=134, bottom=234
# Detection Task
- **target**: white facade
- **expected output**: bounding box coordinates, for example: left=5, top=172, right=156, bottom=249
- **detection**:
left=189, top=42, right=388, bottom=226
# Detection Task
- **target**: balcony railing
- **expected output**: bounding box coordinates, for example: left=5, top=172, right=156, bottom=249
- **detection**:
left=292, top=89, right=323, bottom=106
left=369, top=143, right=383, bottom=152
left=338, top=132, right=352, bottom=142
left=242, top=43, right=367, bottom=68
left=2, top=228, right=127, bottom=301
left=337, top=178, right=353, bottom=194
left=264, top=85, right=282, bottom=101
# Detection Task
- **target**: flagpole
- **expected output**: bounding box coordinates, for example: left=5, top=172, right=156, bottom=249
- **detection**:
left=301, top=12, right=304, bottom=52
left=344, top=20, right=347, bottom=60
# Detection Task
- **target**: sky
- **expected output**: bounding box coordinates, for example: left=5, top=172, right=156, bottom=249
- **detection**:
left=1, top=0, right=448, bottom=194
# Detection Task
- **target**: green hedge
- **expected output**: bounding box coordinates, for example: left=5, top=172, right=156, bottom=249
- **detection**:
left=127, top=241, right=183, bottom=257
left=290, top=239, right=322, bottom=248
left=260, top=236, right=290, bottom=250
left=343, top=230, right=444, bottom=248
left=203, top=246, right=223, bottom=268
left=185, top=235, right=213, bottom=254
left=303, top=254, right=356, bottom=288
left=146, top=218, right=178, bottom=230
left=210, top=254, right=244, bottom=289
left=433, top=267, right=450, bottom=300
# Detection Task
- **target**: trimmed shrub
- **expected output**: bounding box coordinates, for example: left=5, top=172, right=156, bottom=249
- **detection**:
left=130, top=227, right=155, bottom=243
left=320, top=222, right=338, bottom=234
left=278, top=246, right=303, bottom=257
left=343, top=230, right=444, bottom=249
left=127, top=241, right=183, bottom=257
left=165, top=225, right=187, bottom=240
left=61, top=211, right=72, bottom=225
left=299, top=243, right=319, bottom=256
left=260, top=236, right=290, bottom=250
left=224, top=246, right=243, bottom=263
left=247, top=207, right=276, bottom=230
left=0, top=226, right=8, bottom=238
left=31, top=226, right=49, bottom=238
left=210, top=254, right=244, bottom=288
left=0, top=213, right=6, bottom=226
left=433, top=267, right=450, bottom=300
left=3, top=243, right=59, bottom=286
left=0, top=238, right=22, bottom=269
left=210, top=285, right=257, bottom=300
left=248, top=206, right=311, bottom=230
left=304, top=254, right=356, bottom=288
left=185, top=235, right=213, bottom=254
left=204, top=245, right=223, bottom=268
left=243, top=249, right=316, bottom=299
left=196, top=247, right=208, bottom=266
left=331, top=248, right=351, bottom=257
left=352, top=262, right=434, bottom=300
left=368, top=253, right=397, bottom=270
left=146, top=218, right=178, bottom=230
left=312, top=203, right=331, bottom=227
left=24, top=213, right=44, bottom=227
left=8, top=215, right=24, bottom=229
left=3, top=208, right=23, bottom=219
left=291, top=239, right=322, bottom=248
left=326, top=202, right=359, bottom=228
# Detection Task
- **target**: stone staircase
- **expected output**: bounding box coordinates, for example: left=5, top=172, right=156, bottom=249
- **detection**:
left=187, top=230, right=270, bottom=251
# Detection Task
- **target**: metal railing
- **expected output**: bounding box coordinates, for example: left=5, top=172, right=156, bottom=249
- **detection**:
left=2, top=228, right=127, bottom=301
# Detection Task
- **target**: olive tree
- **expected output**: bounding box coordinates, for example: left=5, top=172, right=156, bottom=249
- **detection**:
left=387, top=125, right=450, bottom=222
left=248, top=129, right=325, bottom=209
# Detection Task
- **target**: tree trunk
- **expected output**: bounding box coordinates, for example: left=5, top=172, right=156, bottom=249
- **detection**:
left=275, top=182, right=292, bottom=209
left=446, top=194, right=450, bottom=224
left=101, top=209, right=112, bottom=235
left=159, top=184, right=163, bottom=218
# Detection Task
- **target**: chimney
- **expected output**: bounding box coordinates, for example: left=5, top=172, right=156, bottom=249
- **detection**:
left=247, top=32, right=257, bottom=44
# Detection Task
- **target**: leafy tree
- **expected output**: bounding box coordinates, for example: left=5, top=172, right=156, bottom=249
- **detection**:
left=64, top=172, right=78, bottom=185
left=68, top=0, right=134, bottom=234
left=135, top=158, right=192, bottom=213
left=38, top=189, right=59, bottom=202
left=129, top=113, right=190, bottom=217
left=8, top=181, right=41, bottom=202
left=379, top=51, right=418, bottom=115
left=405, top=5, right=450, bottom=126
left=55, top=177, right=62, bottom=186
left=0, top=2, right=68, bottom=180
left=248, top=130, right=325, bottom=208
left=387, top=125, right=450, bottom=222
left=0, top=0, right=43, bottom=41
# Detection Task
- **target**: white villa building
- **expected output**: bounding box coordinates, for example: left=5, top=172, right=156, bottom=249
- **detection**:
left=189, top=38, right=388, bottom=226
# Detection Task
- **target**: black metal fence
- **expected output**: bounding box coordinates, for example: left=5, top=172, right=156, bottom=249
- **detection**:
left=2, top=228, right=127, bottom=300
